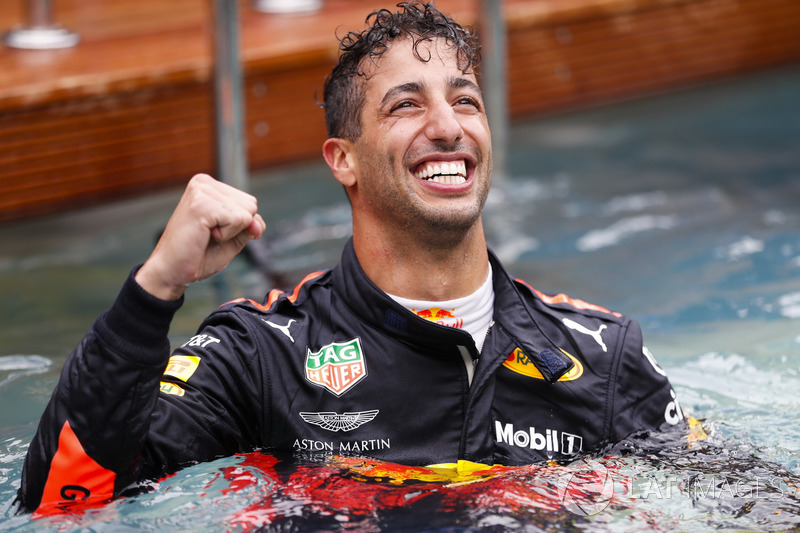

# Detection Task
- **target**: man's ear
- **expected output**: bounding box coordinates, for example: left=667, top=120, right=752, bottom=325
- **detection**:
left=322, top=138, right=357, bottom=188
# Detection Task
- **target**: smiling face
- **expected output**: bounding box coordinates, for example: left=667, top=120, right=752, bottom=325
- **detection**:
left=330, top=37, right=493, bottom=248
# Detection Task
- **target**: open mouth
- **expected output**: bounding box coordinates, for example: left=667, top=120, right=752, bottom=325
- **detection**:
left=413, top=160, right=468, bottom=184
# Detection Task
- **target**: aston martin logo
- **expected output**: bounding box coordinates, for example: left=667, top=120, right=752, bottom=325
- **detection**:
left=299, top=410, right=380, bottom=432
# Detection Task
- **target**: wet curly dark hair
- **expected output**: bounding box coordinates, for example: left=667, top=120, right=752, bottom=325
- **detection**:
left=322, top=1, right=481, bottom=140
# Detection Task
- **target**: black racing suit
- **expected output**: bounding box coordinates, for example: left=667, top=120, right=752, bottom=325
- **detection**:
left=17, top=239, right=681, bottom=512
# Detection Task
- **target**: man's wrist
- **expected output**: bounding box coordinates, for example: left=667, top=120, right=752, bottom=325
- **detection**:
left=134, top=261, right=188, bottom=301
left=98, top=266, right=184, bottom=366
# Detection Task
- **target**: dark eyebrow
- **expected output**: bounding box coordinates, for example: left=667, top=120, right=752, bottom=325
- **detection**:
left=380, top=82, right=423, bottom=108
left=449, top=76, right=481, bottom=94
left=379, top=77, right=481, bottom=108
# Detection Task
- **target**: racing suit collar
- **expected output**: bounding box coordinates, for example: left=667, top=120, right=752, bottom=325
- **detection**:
left=333, top=239, right=573, bottom=383
left=485, top=254, right=574, bottom=384
left=334, top=239, right=473, bottom=349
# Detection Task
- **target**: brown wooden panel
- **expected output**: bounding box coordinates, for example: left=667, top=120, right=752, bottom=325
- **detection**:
left=1, top=0, right=799, bottom=221
left=244, top=61, right=332, bottom=168
left=506, top=0, right=800, bottom=116
left=0, top=103, right=210, bottom=219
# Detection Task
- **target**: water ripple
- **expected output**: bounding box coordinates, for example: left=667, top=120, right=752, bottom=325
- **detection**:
left=0, top=355, right=52, bottom=389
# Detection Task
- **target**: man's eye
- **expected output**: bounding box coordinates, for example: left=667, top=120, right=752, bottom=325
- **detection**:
left=390, top=101, right=414, bottom=112
left=456, top=96, right=480, bottom=108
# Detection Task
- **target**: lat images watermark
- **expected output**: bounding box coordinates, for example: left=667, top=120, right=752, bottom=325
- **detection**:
left=559, top=459, right=617, bottom=516
left=557, top=460, right=799, bottom=517
left=633, top=472, right=795, bottom=502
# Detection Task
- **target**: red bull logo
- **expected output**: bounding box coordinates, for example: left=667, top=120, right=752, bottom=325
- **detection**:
left=413, top=308, right=463, bottom=329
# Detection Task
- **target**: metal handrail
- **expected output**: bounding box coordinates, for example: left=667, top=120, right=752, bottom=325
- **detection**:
left=3, top=0, right=79, bottom=49
left=479, top=0, right=509, bottom=181
left=252, top=0, right=322, bottom=14
left=211, top=0, right=249, bottom=192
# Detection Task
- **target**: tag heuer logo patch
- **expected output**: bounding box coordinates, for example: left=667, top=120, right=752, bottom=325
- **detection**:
left=305, top=338, right=367, bottom=396
left=300, top=410, right=379, bottom=432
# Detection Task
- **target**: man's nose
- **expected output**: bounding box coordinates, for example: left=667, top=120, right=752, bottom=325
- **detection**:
left=424, top=101, right=464, bottom=145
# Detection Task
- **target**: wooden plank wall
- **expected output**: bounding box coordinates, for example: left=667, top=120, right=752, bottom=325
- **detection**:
left=506, top=0, right=800, bottom=116
left=0, top=0, right=798, bottom=222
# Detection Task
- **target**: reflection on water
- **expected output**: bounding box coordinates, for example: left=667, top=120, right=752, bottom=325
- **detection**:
left=0, top=67, right=799, bottom=530
left=4, top=430, right=800, bottom=532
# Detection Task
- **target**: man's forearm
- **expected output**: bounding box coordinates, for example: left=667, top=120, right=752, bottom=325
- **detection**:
left=16, top=268, right=182, bottom=513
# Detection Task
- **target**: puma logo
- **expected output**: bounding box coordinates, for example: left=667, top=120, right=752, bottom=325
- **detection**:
left=562, top=318, right=607, bottom=352
left=264, top=319, right=296, bottom=343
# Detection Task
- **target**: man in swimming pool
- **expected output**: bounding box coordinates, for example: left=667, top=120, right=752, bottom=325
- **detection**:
left=17, top=1, right=683, bottom=513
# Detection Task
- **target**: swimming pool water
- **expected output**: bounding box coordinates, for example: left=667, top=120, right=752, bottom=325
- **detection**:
left=1, top=66, right=799, bottom=531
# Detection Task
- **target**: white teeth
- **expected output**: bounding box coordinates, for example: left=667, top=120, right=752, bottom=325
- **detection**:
left=430, top=174, right=466, bottom=184
left=414, top=160, right=468, bottom=182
